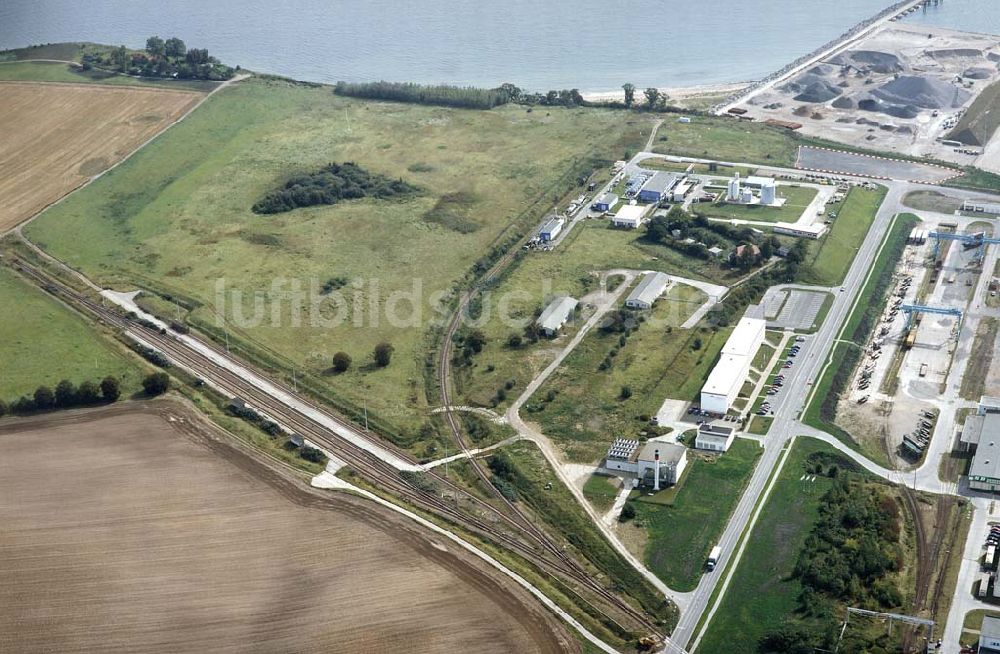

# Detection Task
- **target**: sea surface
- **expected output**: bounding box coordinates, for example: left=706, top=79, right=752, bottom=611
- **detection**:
left=902, top=0, right=1000, bottom=36
left=1, top=0, right=912, bottom=92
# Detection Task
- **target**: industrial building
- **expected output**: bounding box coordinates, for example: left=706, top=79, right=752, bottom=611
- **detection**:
left=538, top=216, right=564, bottom=242
left=602, top=439, right=687, bottom=488
left=612, top=204, right=647, bottom=229
left=774, top=222, right=827, bottom=239
left=964, top=199, right=1000, bottom=216
left=592, top=192, right=619, bottom=213
left=695, top=422, right=736, bottom=452
left=980, top=616, right=1000, bottom=654
left=637, top=172, right=679, bottom=204
left=700, top=315, right=766, bottom=414
left=536, top=296, right=578, bottom=336
left=672, top=180, right=692, bottom=202
left=625, top=272, right=670, bottom=310
left=959, top=397, right=1000, bottom=492
left=726, top=173, right=782, bottom=207
left=625, top=172, right=652, bottom=197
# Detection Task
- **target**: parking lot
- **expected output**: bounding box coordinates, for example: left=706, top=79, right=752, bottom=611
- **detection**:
left=796, top=146, right=957, bottom=183
left=769, top=290, right=827, bottom=331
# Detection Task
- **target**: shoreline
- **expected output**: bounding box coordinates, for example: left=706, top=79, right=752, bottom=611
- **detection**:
left=581, top=82, right=746, bottom=104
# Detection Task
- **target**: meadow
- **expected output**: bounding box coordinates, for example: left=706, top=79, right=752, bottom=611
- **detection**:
left=0, top=266, right=143, bottom=402
left=24, top=76, right=656, bottom=451
left=798, top=185, right=887, bottom=286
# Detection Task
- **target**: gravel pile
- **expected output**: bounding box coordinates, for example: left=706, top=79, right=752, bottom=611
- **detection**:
left=929, top=48, right=984, bottom=60
left=832, top=96, right=856, bottom=109
left=794, top=80, right=843, bottom=103
left=872, top=75, right=970, bottom=109
left=829, top=50, right=904, bottom=74
left=963, top=66, right=994, bottom=80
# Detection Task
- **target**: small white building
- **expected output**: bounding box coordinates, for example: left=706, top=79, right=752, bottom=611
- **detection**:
left=964, top=199, right=1000, bottom=216
left=536, top=296, right=578, bottom=336
left=672, top=180, right=692, bottom=202
left=695, top=422, right=737, bottom=452
left=707, top=245, right=724, bottom=258
left=625, top=272, right=670, bottom=310
left=612, top=203, right=647, bottom=229
left=538, top=216, right=564, bottom=242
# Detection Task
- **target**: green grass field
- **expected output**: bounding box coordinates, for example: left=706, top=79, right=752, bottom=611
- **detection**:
left=522, top=284, right=720, bottom=463
left=627, top=438, right=761, bottom=591
left=24, top=76, right=655, bottom=451
left=638, top=159, right=757, bottom=178
left=455, top=221, right=735, bottom=415
left=697, top=185, right=818, bottom=224
left=0, top=266, right=143, bottom=402
left=0, top=60, right=219, bottom=90
left=582, top=473, right=620, bottom=512
left=697, top=438, right=863, bottom=653
left=652, top=118, right=802, bottom=166
left=798, top=185, right=887, bottom=286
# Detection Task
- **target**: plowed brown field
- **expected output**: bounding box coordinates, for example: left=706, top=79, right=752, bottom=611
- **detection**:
left=0, top=82, right=202, bottom=231
left=0, top=403, right=575, bottom=654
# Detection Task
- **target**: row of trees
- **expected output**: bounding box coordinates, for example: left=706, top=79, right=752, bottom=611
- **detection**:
left=0, top=376, right=121, bottom=417
left=80, top=36, right=234, bottom=81
left=332, top=81, right=589, bottom=110
left=621, top=83, right=671, bottom=111
left=252, top=162, right=417, bottom=215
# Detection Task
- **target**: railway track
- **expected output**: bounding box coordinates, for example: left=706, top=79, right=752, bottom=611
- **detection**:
left=9, top=256, right=661, bottom=640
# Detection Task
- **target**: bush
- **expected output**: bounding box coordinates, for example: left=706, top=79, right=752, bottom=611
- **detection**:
left=331, top=351, right=352, bottom=373
left=619, top=503, right=636, bottom=522
left=33, top=386, right=55, bottom=410
left=373, top=342, right=394, bottom=367
left=0, top=398, right=7, bottom=417
left=100, top=376, right=121, bottom=402
left=507, top=333, right=523, bottom=348
left=300, top=445, right=327, bottom=464
left=620, top=385, right=633, bottom=400
left=77, top=380, right=101, bottom=404
left=142, top=372, right=170, bottom=396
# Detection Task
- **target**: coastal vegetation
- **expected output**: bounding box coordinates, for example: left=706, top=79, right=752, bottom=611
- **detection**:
left=251, top=162, right=417, bottom=214
left=79, top=36, right=235, bottom=81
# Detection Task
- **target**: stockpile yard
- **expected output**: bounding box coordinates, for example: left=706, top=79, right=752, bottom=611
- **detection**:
left=741, top=23, right=1000, bottom=165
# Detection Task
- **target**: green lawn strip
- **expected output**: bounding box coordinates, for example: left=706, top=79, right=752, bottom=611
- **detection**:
left=23, top=75, right=655, bottom=446
left=499, top=441, right=678, bottom=629
left=747, top=416, right=773, bottom=435
left=0, top=266, right=144, bottom=401
left=697, top=438, right=870, bottom=653
left=583, top=473, right=621, bottom=512
left=799, top=185, right=887, bottom=286
left=698, top=186, right=817, bottom=224
left=639, top=159, right=757, bottom=177
left=625, top=439, right=762, bottom=591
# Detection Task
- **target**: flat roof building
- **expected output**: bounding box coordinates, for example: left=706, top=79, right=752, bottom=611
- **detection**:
left=612, top=203, right=647, bottom=229
left=695, top=422, right=737, bottom=452
left=745, top=175, right=776, bottom=189
left=538, top=216, right=564, bottom=242
left=981, top=615, right=1000, bottom=654
left=774, top=222, right=827, bottom=239
left=537, top=296, right=578, bottom=336
left=592, top=192, right=619, bottom=213
left=625, top=272, right=670, bottom=310
left=964, top=199, right=1000, bottom=216
left=701, top=315, right=766, bottom=414
left=637, top=172, right=679, bottom=204
left=960, top=410, right=1000, bottom=493
left=601, top=439, right=687, bottom=488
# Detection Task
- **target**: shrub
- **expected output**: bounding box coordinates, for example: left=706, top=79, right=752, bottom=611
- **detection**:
left=0, top=398, right=7, bottom=417
left=142, top=372, right=170, bottom=396
left=507, top=334, right=523, bottom=348
left=620, top=385, right=633, bottom=400
left=77, top=381, right=101, bottom=404
left=619, top=503, right=636, bottom=522
left=252, top=162, right=417, bottom=215
left=331, top=351, right=352, bottom=373
left=100, top=376, right=121, bottom=402
left=373, top=342, right=394, bottom=367
left=300, top=445, right=327, bottom=464
left=54, top=379, right=77, bottom=408
left=33, top=386, right=55, bottom=410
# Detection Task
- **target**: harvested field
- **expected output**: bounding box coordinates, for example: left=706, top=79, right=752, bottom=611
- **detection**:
left=0, top=403, right=575, bottom=654
left=0, top=82, right=202, bottom=231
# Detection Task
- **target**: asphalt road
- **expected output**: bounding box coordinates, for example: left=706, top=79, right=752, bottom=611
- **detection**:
left=673, top=181, right=907, bottom=649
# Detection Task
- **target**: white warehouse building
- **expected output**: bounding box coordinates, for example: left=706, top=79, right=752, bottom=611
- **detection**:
left=612, top=203, right=647, bottom=229
left=537, top=296, right=578, bottom=336
left=625, top=272, right=671, bottom=310
left=602, top=439, right=687, bottom=488
left=700, top=316, right=766, bottom=414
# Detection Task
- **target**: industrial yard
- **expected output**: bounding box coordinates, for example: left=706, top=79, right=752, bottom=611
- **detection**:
left=738, top=23, right=1000, bottom=168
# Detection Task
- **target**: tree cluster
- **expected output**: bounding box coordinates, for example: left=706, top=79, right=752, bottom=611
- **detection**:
left=252, top=162, right=417, bottom=214
left=645, top=206, right=780, bottom=268
left=80, top=36, right=234, bottom=81
left=333, top=81, right=588, bottom=110
left=3, top=376, right=121, bottom=416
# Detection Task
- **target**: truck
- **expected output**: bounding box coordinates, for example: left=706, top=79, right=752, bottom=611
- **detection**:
left=919, top=363, right=928, bottom=377
left=707, top=545, right=722, bottom=571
